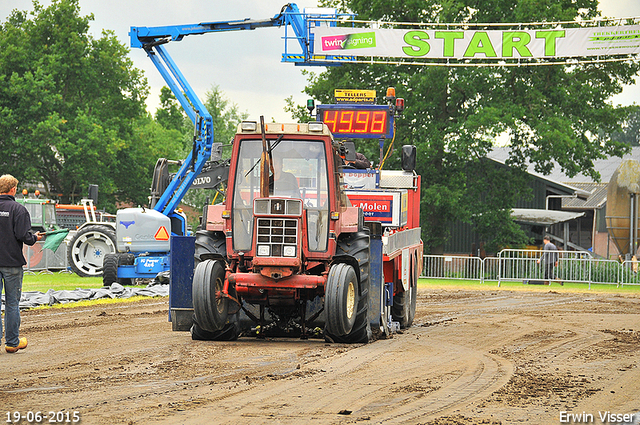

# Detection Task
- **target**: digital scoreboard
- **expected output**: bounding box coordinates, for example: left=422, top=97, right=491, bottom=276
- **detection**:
left=317, top=104, right=394, bottom=139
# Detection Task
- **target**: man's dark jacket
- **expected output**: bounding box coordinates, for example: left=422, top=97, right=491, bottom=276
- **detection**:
left=0, top=194, right=37, bottom=267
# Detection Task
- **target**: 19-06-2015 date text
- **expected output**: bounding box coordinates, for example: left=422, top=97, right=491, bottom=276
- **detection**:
left=5, top=411, right=80, bottom=423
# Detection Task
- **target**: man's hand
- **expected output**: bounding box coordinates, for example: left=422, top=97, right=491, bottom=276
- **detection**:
left=35, top=231, right=45, bottom=241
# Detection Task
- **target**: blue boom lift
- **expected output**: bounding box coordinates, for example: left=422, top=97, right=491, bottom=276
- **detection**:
left=106, top=5, right=355, bottom=284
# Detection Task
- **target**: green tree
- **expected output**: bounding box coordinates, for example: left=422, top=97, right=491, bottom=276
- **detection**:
left=181, top=85, right=248, bottom=218
left=307, top=0, right=639, bottom=253
left=0, top=0, right=149, bottom=209
left=155, top=86, right=187, bottom=132
left=611, top=105, right=640, bottom=146
left=204, top=84, right=249, bottom=145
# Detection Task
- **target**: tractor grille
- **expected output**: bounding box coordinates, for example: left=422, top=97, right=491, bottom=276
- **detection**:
left=256, top=218, right=298, bottom=257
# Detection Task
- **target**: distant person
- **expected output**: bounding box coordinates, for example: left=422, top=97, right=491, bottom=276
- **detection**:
left=345, top=152, right=371, bottom=169
left=537, top=235, right=562, bottom=286
left=0, top=174, right=44, bottom=353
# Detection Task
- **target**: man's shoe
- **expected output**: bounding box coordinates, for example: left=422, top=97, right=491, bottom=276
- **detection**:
left=5, top=337, right=27, bottom=353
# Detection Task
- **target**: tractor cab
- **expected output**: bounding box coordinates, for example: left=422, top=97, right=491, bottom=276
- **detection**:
left=228, top=122, right=344, bottom=264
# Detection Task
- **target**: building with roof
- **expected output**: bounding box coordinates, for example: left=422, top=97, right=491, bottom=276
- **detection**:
left=445, top=147, right=639, bottom=257
left=543, top=148, right=639, bottom=259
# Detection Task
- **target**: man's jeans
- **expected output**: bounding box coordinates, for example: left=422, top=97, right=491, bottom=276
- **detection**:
left=0, top=267, right=23, bottom=347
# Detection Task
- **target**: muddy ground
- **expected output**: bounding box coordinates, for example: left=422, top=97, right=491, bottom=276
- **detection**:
left=2, top=286, right=639, bottom=425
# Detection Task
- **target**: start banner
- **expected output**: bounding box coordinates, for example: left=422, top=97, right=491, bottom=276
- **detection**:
left=312, top=25, right=640, bottom=60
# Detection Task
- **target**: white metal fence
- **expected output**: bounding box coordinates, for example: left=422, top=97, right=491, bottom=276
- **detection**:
left=421, top=250, right=640, bottom=288
left=20, top=242, right=640, bottom=286
left=22, top=241, right=70, bottom=274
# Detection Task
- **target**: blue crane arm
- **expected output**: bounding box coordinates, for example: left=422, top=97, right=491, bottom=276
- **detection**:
left=129, top=4, right=352, bottom=219
left=130, top=4, right=301, bottom=48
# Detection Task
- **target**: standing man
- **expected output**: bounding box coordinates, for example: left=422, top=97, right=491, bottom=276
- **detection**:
left=0, top=174, right=43, bottom=353
left=537, top=235, right=562, bottom=286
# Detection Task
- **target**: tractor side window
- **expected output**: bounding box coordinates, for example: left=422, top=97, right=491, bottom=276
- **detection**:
left=44, top=204, right=57, bottom=227
left=233, top=140, right=262, bottom=251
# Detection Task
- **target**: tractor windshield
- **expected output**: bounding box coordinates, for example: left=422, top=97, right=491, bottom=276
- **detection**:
left=44, top=203, right=57, bottom=227
left=24, top=202, right=43, bottom=226
left=232, top=139, right=330, bottom=252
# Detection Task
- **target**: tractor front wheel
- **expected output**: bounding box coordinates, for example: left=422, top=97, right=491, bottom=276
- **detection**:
left=192, top=259, right=228, bottom=332
left=325, top=263, right=359, bottom=337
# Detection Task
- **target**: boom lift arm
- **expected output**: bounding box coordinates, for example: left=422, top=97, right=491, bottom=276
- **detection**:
left=128, top=4, right=352, bottom=222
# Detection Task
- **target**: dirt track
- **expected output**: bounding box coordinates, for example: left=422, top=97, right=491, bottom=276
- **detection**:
left=2, top=287, right=639, bottom=425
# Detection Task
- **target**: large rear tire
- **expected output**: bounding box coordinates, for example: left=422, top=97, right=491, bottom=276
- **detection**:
left=192, top=259, right=228, bottom=332
left=194, top=230, right=226, bottom=266
left=67, top=225, right=116, bottom=277
left=325, top=263, right=358, bottom=337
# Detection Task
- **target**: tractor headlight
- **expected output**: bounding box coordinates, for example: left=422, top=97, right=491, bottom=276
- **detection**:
left=257, top=245, right=270, bottom=256
left=308, top=122, right=324, bottom=132
left=241, top=121, right=257, bottom=132
left=283, top=245, right=296, bottom=257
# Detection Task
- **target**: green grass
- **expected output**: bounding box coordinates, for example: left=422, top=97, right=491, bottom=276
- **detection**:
left=23, top=273, right=640, bottom=295
left=23, top=272, right=105, bottom=293
left=418, top=278, right=640, bottom=294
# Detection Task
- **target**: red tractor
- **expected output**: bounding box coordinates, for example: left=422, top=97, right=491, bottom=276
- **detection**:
left=187, top=98, right=422, bottom=343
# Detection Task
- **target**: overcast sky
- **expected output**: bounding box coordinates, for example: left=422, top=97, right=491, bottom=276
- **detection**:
left=1, top=0, right=639, bottom=123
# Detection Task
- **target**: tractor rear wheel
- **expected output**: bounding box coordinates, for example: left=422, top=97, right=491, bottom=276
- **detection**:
left=194, top=230, right=226, bottom=267
left=192, top=259, right=228, bottom=332
left=67, top=225, right=116, bottom=277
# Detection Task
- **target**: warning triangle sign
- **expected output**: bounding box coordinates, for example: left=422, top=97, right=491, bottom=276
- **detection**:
left=154, top=226, right=170, bottom=241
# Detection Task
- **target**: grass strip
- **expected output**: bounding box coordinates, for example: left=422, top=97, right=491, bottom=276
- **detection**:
left=418, top=278, right=640, bottom=295
left=23, top=272, right=104, bottom=292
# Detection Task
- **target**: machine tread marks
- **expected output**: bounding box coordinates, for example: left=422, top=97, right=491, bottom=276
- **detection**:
left=327, top=231, right=371, bottom=344
left=67, top=224, right=116, bottom=277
